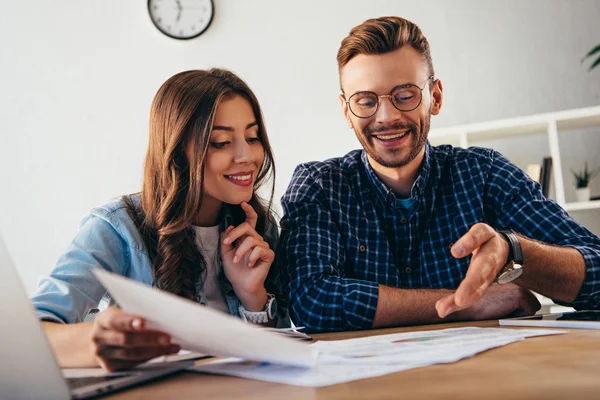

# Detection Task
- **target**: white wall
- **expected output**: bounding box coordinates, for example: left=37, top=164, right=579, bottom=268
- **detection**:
left=2, top=0, right=600, bottom=294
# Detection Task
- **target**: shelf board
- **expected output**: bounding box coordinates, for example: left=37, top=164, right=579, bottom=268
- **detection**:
left=430, top=105, right=600, bottom=140
left=556, top=115, right=600, bottom=132
left=563, top=200, right=600, bottom=211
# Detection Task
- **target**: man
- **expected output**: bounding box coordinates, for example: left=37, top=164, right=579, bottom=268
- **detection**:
left=279, top=16, right=600, bottom=332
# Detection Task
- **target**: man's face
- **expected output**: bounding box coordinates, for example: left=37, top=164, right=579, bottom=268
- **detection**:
left=339, top=46, right=442, bottom=169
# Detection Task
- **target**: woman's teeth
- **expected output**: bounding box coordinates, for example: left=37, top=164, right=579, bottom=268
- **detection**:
left=226, top=174, right=251, bottom=181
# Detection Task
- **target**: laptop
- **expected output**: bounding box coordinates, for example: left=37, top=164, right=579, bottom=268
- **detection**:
left=0, top=234, right=193, bottom=400
left=500, top=310, right=600, bottom=329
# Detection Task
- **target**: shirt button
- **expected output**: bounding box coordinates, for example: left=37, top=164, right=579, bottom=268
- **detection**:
left=400, top=218, right=408, bottom=224
left=405, top=267, right=412, bottom=274
left=359, top=245, right=366, bottom=252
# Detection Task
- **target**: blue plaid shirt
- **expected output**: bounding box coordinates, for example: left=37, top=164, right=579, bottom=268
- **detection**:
left=279, top=142, right=600, bottom=333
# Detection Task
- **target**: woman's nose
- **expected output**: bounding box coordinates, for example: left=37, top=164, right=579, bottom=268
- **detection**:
left=233, top=141, right=254, bottom=164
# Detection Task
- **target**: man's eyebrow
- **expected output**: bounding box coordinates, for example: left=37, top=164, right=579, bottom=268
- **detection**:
left=212, top=122, right=258, bottom=131
left=349, top=82, right=418, bottom=96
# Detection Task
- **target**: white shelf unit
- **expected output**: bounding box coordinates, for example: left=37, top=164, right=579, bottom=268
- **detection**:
left=429, top=105, right=600, bottom=212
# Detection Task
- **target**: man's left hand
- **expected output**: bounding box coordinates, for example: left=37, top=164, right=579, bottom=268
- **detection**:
left=436, top=223, right=510, bottom=318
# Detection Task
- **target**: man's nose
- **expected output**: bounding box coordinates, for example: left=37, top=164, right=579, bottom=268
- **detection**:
left=375, top=95, right=404, bottom=123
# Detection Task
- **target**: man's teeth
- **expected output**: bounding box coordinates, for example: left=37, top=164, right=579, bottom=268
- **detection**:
left=375, top=131, right=409, bottom=141
left=227, top=174, right=251, bottom=181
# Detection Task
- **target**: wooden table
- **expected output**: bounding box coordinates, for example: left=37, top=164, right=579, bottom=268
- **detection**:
left=106, top=320, right=600, bottom=400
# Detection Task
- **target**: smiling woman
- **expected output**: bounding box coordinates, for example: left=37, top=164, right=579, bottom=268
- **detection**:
left=29, top=69, right=290, bottom=372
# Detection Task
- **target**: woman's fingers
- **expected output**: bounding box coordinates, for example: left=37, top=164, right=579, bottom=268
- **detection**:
left=240, top=202, right=258, bottom=229
left=92, top=307, right=179, bottom=371
left=233, top=236, right=269, bottom=264
left=96, top=344, right=180, bottom=362
left=247, top=245, right=274, bottom=267
left=95, top=307, right=144, bottom=332
left=220, top=226, right=235, bottom=253
left=223, top=222, right=262, bottom=246
left=94, top=328, right=172, bottom=348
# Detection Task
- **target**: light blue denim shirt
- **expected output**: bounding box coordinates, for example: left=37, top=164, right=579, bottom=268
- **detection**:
left=31, top=195, right=290, bottom=328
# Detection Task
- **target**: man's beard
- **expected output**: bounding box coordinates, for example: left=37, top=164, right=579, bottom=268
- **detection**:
left=354, top=113, right=430, bottom=168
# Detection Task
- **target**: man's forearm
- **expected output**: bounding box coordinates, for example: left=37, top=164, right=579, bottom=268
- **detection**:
left=372, top=285, right=460, bottom=328
left=515, top=237, right=586, bottom=303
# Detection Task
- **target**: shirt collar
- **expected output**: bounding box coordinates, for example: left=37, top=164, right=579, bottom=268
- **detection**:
left=360, top=141, right=433, bottom=205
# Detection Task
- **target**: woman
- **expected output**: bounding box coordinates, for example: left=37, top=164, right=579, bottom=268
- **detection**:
left=31, top=69, right=290, bottom=372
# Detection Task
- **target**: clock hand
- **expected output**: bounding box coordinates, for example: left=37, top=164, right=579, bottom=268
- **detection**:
left=176, top=0, right=182, bottom=22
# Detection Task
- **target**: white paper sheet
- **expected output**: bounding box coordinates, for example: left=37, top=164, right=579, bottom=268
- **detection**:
left=191, top=327, right=565, bottom=387
left=92, top=269, right=317, bottom=368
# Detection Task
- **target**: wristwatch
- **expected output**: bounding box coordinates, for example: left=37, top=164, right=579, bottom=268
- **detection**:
left=238, top=293, right=277, bottom=324
left=495, top=230, right=524, bottom=285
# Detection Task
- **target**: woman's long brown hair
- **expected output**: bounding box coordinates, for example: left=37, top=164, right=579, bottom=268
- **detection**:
left=125, top=69, right=276, bottom=300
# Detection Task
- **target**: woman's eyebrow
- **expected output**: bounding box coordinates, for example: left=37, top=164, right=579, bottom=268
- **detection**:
left=212, top=125, right=234, bottom=132
left=212, top=122, right=258, bottom=132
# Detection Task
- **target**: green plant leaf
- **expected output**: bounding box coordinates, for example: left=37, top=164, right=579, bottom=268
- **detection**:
left=589, top=55, right=600, bottom=71
left=584, top=44, right=600, bottom=60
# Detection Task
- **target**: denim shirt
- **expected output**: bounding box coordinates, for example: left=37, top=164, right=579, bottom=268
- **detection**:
left=31, top=195, right=291, bottom=328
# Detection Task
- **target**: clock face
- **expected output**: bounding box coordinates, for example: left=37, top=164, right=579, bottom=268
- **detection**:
left=148, top=0, right=214, bottom=40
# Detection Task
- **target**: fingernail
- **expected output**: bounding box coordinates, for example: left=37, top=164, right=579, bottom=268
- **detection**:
left=224, top=238, right=230, bottom=244
left=159, top=336, right=169, bottom=346
left=454, top=245, right=465, bottom=255
left=248, top=262, right=253, bottom=267
left=233, top=256, right=239, bottom=263
left=132, top=319, right=142, bottom=330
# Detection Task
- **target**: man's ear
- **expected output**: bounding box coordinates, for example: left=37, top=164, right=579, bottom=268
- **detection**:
left=430, top=79, right=443, bottom=116
left=339, top=94, right=354, bottom=128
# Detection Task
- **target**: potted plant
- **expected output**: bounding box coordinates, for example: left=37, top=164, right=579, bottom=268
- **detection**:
left=571, top=162, right=599, bottom=202
left=582, top=44, right=600, bottom=71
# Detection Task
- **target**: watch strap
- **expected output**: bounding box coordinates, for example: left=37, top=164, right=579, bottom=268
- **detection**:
left=495, top=230, right=524, bottom=284
left=498, top=230, right=523, bottom=265
left=238, top=293, right=276, bottom=324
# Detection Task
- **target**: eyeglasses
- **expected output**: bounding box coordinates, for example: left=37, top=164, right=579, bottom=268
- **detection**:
left=344, top=76, right=434, bottom=119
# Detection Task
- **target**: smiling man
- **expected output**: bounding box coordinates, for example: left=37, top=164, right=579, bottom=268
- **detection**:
left=279, top=16, right=600, bottom=333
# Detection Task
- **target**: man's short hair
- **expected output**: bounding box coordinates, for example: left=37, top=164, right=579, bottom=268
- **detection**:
left=337, top=16, right=435, bottom=81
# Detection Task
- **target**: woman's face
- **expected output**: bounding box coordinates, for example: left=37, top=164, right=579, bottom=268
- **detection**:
left=200, top=95, right=265, bottom=208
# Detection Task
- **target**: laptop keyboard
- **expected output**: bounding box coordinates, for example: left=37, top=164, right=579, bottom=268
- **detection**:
left=66, top=374, right=131, bottom=390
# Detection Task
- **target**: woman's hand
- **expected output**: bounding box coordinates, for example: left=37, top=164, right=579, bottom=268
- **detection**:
left=220, top=202, right=274, bottom=311
left=90, top=307, right=180, bottom=372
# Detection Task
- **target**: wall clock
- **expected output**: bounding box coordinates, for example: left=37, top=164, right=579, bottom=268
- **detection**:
left=148, top=0, right=214, bottom=40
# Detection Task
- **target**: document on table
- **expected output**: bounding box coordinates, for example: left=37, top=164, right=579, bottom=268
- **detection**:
left=91, top=270, right=564, bottom=387
left=191, top=327, right=565, bottom=387
left=92, top=269, right=317, bottom=368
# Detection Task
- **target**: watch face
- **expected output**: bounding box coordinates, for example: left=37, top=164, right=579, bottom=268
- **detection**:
left=267, top=296, right=278, bottom=320
left=148, top=0, right=214, bottom=40
left=496, top=268, right=523, bottom=285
